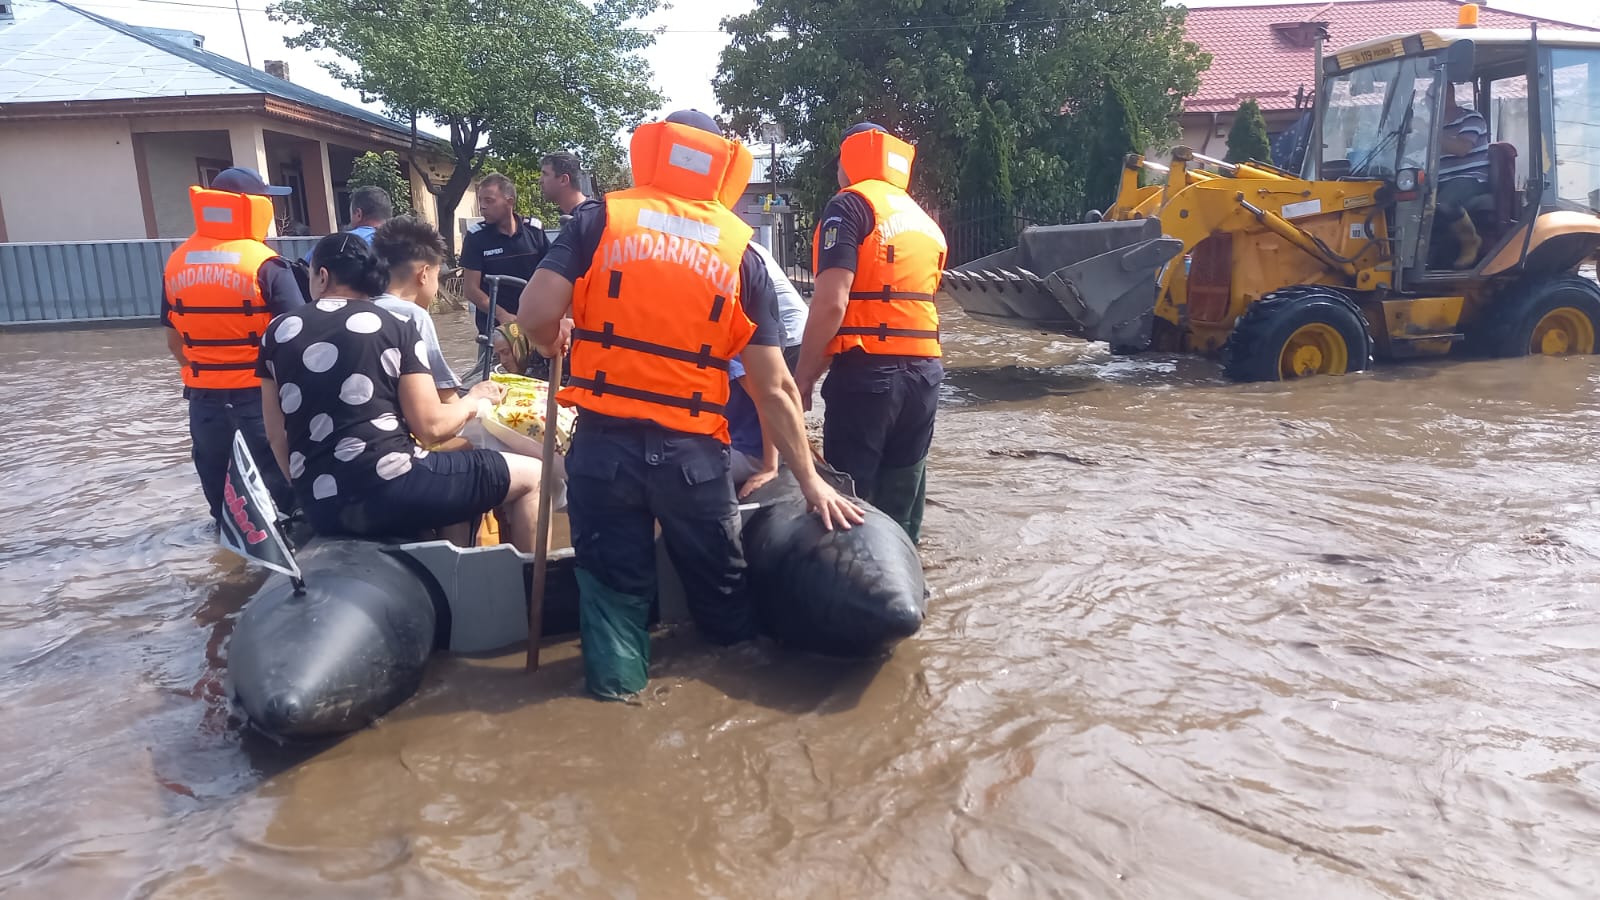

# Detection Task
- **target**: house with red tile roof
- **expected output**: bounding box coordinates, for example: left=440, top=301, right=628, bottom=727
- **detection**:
left=1172, top=0, right=1597, bottom=165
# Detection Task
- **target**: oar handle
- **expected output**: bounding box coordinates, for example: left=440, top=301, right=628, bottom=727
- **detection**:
left=525, top=348, right=563, bottom=673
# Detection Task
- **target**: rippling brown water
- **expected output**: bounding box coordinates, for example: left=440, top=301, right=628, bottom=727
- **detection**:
left=3, top=304, right=1600, bottom=898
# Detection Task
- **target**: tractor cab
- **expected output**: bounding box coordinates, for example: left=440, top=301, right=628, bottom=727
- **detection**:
left=1315, top=24, right=1600, bottom=288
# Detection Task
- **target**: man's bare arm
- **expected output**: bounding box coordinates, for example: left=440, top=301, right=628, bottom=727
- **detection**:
left=741, top=344, right=863, bottom=530
left=794, top=267, right=852, bottom=408
left=165, top=326, right=187, bottom=367
left=517, top=269, right=575, bottom=355
left=259, top=379, right=293, bottom=481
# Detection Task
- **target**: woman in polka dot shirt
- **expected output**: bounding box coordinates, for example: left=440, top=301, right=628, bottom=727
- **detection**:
left=258, top=234, right=547, bottom=551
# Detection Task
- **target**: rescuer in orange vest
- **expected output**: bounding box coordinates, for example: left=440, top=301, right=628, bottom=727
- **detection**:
left=517, top=110, right=863, bottom=700
left=162, top=167, right=304, bottom=527
left=795, top=123, right=947, bottom=544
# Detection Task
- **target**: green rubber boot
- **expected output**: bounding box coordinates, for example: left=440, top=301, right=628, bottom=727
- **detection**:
left=575, top=568, right=652, bottom=700
left=870, top=458, right=927, bottom=545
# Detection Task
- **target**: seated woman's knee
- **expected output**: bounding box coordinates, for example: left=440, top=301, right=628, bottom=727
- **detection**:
left=501, top=452, right=544, bottom=499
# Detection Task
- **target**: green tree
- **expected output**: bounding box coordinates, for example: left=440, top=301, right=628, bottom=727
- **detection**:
left=956, top=98, right=1016, bottom=260
left=271, top=0, right=662, bottom=238
left=715, top=0, right=1209, bottom=222
left=1081, top=80, right=1141, bottom=215
left=347, top=150, right=414, bottom=216
left=1226, top=98, right=1273, bottom=165
left=483, top=157, right=559, bottom=226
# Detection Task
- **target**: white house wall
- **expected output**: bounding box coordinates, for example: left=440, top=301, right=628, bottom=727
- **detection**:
left=0, top=118, right=145, bottom=241
left=140, top=129, right=232, bottom=238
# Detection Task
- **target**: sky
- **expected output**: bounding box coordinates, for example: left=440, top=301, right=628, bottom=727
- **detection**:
left=53, top=0, right=757, bottom=129
left=45, top=0, right=1600, bottom=132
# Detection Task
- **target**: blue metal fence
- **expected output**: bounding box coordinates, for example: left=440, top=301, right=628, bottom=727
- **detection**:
left=0, top=237, right=321, bottom=326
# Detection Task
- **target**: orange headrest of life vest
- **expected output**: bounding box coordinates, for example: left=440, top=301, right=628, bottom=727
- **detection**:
left=840, top=129, right=915, bottom=190
left=189, top=186, right=275, bottom=241
left=630, top=121, right=753, bottom=207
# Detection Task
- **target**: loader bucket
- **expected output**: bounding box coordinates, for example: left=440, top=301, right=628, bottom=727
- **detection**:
left=941, top=218, right=1182, bottom=350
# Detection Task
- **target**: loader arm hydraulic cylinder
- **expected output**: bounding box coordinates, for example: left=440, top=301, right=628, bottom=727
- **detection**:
left=1190, top=152, right=1292, bottom=181
left=1235, top=193, right=1359, bottom=279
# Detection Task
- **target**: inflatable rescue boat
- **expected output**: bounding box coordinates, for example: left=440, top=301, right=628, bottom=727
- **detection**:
left=225, top=468, right=927, bottom=739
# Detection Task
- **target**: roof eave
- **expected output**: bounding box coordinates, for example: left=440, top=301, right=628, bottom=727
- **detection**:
left=0, top=93, right=451, bottom=156
left=261, top=96, right=452, bottom=156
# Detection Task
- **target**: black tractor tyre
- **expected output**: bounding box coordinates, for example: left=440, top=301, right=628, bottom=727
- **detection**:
left=1221, top=286, right=1374, bottom=382
left=1466, top=274, right=1600, bottom=359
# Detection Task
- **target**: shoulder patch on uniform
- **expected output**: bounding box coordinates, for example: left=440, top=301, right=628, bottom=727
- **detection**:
left=821, top=224, right=839, bottom=250
left=525, top=216, right=543, bottom=229
left=467, top=221, right=485, bottom=234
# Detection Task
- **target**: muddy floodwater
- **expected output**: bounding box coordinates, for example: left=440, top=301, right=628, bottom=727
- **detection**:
left=3, top=303, right=1600, bottom=898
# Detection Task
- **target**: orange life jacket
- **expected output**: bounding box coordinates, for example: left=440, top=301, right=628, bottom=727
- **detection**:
left=559, top=121, right=758, bottom=442
left=815, top=130, right=947, bottom=358
left=164, top=187, right=281, bottom=390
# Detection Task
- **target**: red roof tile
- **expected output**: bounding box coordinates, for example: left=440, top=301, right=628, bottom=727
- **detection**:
left=1183, top=0, right=1596, bottom=113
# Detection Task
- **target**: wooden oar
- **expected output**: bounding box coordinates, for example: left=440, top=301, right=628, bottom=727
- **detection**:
left=526, top=347, right=563, bottom=672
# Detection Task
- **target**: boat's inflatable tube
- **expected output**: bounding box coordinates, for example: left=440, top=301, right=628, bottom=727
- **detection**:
left=229, top=539, right=584, bottom=738
left=741, top=470, right=926, bottom=656
left=230, top=471, right=925, bottom=738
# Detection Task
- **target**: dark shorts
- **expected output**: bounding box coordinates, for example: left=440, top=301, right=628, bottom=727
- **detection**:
left=306, top=448, right=512, bottom=537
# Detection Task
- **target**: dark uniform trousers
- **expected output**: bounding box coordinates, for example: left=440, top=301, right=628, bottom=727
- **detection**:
left=565, top=413, right=754, bottom=696
left=820, top=349, right=942, bottom=543
left=187, top=386, right=296, bottom=525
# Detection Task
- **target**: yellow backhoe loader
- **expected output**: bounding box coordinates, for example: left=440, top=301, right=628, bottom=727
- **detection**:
left=942, top=7, right=1600, bottom=380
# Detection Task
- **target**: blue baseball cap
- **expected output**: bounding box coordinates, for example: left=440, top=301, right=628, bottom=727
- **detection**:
left=664, top=109, right=723, bottom=136
left=210, top=167, right=292, bottom=196
left=843, top=121, right=888, bottom=141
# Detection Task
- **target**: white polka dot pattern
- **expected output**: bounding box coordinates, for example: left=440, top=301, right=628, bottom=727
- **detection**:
left=278, top=382, right=302, bottom=414
left=308, top=413, right=334, bottom=442
left=315, top=299, right=347, bottom=312
left=334, top=436, right=366, bottom=462
left=312, top=473, right=338, bottom=499
left=288, top=451, right=305, bottom=479
left=371, top=413, right=400, bottom=431
left=375, top=451, right=413, bottom=480
left=339, top=373, right=374, bottom=405
left=414, top=340, right=429, bottom=366
left=302, top=341, right=338, bottom=373
left=345, top=311, right=383, bottom=334
left=380, top=348, right=402, bottom=378
left=273, top=316, right=302, bottom=343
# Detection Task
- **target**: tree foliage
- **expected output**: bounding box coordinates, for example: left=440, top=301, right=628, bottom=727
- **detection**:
left=1226, top=98, right=1273, bottom=165
left=348, top=150, right=414, bottom=216
left=1081, top=80, right=1140, bottom=215
left=482, top=156, right=559, bottom=226
left=955, top=98, right=1016, bottom=260
left=270, top=0, right=663, bottom=237
left=715, top=0, right=1209, bottom=222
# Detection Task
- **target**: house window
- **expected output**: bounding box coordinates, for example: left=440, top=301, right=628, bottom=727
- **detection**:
left=196, top=158, right=231, bottom=188
left=272, top=163, right=310, bottom=234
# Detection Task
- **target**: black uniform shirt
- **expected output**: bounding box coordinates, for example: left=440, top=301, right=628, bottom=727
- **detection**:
left=461, top=216, right=550, bottom=327
left=813, top=191, right=876, bottom=273
left=537, top=200, right=782, bottom=348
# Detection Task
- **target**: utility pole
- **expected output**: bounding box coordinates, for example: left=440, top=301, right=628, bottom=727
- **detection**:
left=234, top=0, right=253, bottom=68
left=760, top=121, right=785, bottom=261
